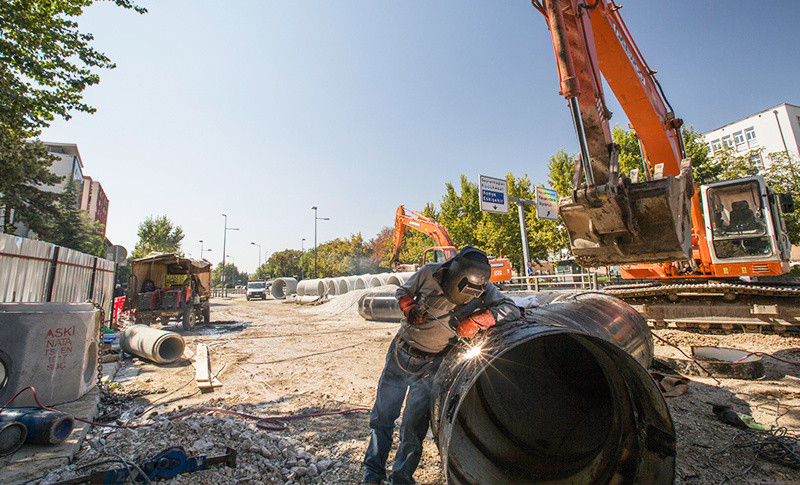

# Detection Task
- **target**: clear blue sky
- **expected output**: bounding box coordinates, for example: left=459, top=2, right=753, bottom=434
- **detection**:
left=41, top=1, right=800, bottom=273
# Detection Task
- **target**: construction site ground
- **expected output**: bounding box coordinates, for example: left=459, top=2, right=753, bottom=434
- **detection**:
left=10, top=289, right=800, bottom=485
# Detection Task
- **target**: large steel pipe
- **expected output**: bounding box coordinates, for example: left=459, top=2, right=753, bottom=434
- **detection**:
left=271, top=278, right=297, bottom=299
left=120, top=325, right=185, bottom=365
left=432, top=293, right=674, bottom=484
left=357, top=292, right=401, bottom=322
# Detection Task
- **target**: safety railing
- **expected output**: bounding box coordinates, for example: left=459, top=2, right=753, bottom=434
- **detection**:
left=209, top=287, right=246, bottom=298
left=503, top=272, right=598, bottom=292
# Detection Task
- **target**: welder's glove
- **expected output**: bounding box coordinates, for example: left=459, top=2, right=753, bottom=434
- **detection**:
left=456, top=309, right=495, bottom=338
left=398, top=295, right=426, bottom=326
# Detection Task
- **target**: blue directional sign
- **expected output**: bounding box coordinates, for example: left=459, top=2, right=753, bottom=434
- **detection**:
left=479, top=175, right=509, bottom=214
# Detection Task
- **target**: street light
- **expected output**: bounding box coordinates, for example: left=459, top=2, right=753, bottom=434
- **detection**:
left=199, top=240, right=212, bottom=259
left=251, top=242, right=262, bottom=270
left=312, top=206, right=329, bottom=279
left=301, top=238, right=306, bottom=279
left=222, top=214, right=239, bottom=297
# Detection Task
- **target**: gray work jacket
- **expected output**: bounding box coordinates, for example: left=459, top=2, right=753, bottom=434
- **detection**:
left=395, top=263, right=521, bottom=354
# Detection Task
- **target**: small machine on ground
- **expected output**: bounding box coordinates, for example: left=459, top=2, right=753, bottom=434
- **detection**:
left=123, top=252, right=212, bottom=330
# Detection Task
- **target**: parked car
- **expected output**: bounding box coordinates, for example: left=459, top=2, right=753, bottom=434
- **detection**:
left=246, top=280, right=268, bottom=300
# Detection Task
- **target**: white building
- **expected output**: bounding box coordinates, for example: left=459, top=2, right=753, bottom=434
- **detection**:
left=702, top=103, right=800, bottom=169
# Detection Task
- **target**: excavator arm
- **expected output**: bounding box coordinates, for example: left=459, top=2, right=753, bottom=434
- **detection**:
left=535, top=0, right=695, bottom=268
left=390, top=205, right=456, bottom=265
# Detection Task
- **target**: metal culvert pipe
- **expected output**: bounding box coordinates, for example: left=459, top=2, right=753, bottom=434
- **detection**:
left=0, top=420, right=27, bottom=456
left=0, top=407, right=74, bottom=445
left=120, top=325, right=186, bottom=365
left=431, top=293, right=674, bottom=484
left=357, top=292, right=401, bottom=322
left=271, top=278, right=297, bottom=299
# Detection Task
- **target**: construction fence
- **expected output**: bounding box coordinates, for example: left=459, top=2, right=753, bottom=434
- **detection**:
left=0, top=233, right=116, bottom=320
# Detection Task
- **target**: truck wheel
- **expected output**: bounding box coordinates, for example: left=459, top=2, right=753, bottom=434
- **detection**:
left=203, top=305, right=211, bottom=324
left=182, top=306, right=196, bottom=330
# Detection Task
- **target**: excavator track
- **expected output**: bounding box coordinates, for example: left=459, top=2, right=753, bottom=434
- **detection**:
left=602, top=280, right=800, bottom=334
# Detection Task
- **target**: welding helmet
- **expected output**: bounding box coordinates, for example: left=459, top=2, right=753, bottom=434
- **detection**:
left=440, top=246, right=491, bottom=305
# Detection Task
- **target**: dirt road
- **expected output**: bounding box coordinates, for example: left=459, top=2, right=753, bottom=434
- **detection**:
left=40, top=291, right=800, bottom=484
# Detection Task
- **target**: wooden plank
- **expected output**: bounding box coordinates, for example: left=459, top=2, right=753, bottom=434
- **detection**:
left=194, top=344, right=221, bottom=389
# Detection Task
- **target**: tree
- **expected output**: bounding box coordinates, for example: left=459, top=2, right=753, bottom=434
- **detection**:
left=0, top=0, right=146, bottom=139
left=0, top=139, right=62, bottom=235
left=211, top=262, right=244, bottom=288
left=131, top=215, right=184, bottom=258
left=266, top=249, right=303, bottom=278
left=46, top=175, right=106, bottom=256
left=312, top=234, right=378, bottom=278
left=764, top=151, right=800, bottom=245
left=1, top=1, right=144, bottom=238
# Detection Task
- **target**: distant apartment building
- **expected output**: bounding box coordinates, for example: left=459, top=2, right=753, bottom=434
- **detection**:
left=702, top=103, right=800, bottom=170
left=43, top=141, right=109, bottom=237
left=79, top=176, right=109, bottom=237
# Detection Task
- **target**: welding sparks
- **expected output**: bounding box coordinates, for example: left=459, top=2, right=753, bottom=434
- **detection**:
left=463, top=343, right=484, bottom=360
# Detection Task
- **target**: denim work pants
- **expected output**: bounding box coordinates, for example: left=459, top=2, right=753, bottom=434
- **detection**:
left=363, top=339, right=444, bottom=485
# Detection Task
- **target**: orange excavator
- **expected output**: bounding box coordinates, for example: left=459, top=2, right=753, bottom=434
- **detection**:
left=390, top=205, right=514, bottom=284
left=535, top=0, right=798, bottom=330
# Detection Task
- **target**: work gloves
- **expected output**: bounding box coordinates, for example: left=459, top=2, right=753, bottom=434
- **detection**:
left=456, top=309, right=495, bottom=338
left=398, top=295, right=427, bottom=326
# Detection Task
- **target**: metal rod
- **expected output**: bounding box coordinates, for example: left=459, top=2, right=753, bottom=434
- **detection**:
left=568, top=97, right=595, bottom=187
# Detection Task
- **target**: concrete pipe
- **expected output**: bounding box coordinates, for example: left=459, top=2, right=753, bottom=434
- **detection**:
left=332, top=278, right=349, bottom=295
left=357, top=292, right=401, bottom=322
left=120, top=325, right=185, bottom=365
left=324, top=278, right=337, bottom=296
left=369, top=274, right=388, bottom=288
left=384, top=271, right=415, bottom=287
left=345, top=276, right=361, bottom=292
left=295, top=280, right=309, bottom=296
left=295, top=295, right=323, bottom=305
left=354, top=276, right=370, bottom=290
left=301, top=279, right=326, bottom=296
left=431, top=293, right=674, bottom=485
left=271, top=278, right=297, bottom=299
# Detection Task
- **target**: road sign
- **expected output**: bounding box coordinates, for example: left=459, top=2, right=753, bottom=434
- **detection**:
left=105, top=245, right=128, bottom=266
left=536, top=186, right=559, bottom=221
left=479, top=175, right=509, bottom=214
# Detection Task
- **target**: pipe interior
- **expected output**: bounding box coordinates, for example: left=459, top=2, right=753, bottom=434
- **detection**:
left=447, top=333, right=633, bottom=484
left=156, top=337, right=185, bottom=363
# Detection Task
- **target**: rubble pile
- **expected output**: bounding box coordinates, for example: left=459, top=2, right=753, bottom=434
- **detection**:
left=41, top=406, right=349, bottom=485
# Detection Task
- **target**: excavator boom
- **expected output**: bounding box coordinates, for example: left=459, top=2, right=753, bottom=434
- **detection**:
left=537, top=0, right=695, bottom=267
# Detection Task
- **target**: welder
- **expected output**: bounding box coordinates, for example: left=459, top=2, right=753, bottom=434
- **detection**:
left=363, top=245, right=520, bottom=485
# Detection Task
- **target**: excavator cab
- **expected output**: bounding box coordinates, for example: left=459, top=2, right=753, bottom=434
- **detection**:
left=701, top=176, right=793, bottom=269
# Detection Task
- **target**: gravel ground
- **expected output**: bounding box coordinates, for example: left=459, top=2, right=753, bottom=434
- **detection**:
left=32, top=292, right=800, bottom=485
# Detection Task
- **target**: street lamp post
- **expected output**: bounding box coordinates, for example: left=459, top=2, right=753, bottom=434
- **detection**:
left=221, top=214, right=239, bottom=297
left=312, top=206, right=329, bottom=279
left=199, top=240, right=212, bottom=260
left=251, top=242, right=262, bottom=271
left=301, top=238, right=306, bottom=279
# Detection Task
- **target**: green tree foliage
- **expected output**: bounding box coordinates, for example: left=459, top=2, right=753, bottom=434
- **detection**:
left=611, top=125, right=710, bottom=183
left=0, top=0, right=146, bottom=139
left=1, top=0, right=144, bottom=241
left=0, top=140, right=62, bottom=234
left=46, top=176, right=106, bottom=255
left=211, top=262, right=244, bottom=288
left=267, top=249, right=303, bottom=278
left=764, top=151, right=800, bottom=245
left=546, top=148, right=576, bottom=196
left=131, top=215, right=184, bottom=258
left=311, top=234, right=378, bottom=278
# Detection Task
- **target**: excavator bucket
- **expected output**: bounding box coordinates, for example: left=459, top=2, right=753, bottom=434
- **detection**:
left=559, top=169, right=695, bottom=268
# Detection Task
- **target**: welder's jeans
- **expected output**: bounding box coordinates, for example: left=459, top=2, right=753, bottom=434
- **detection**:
left=363, top=339, right=443, bottom=485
